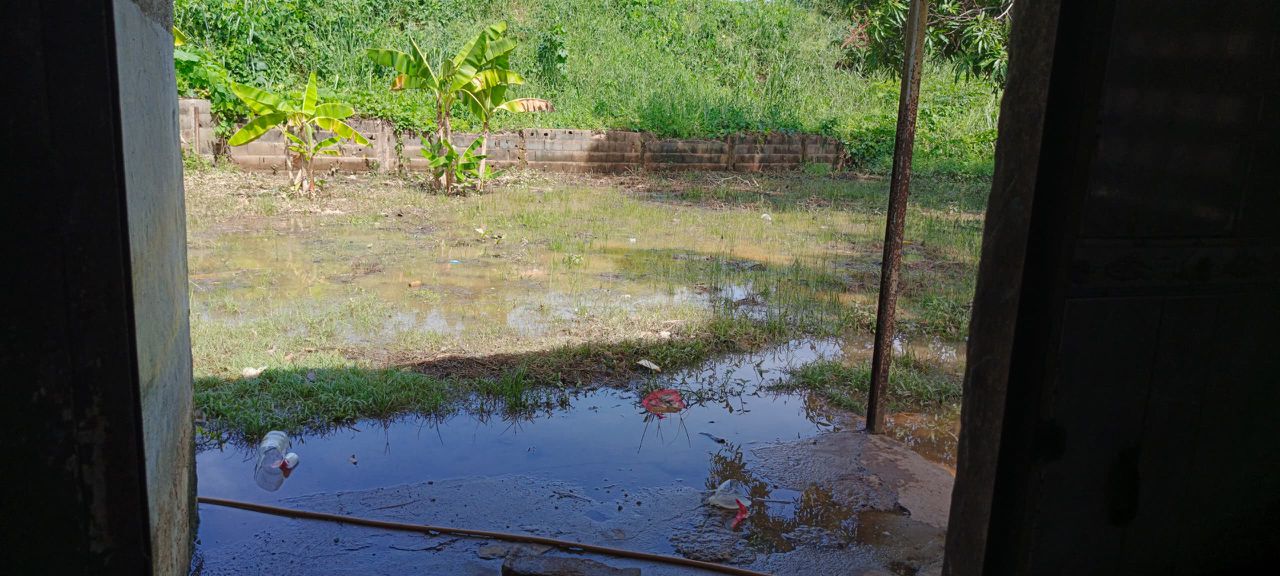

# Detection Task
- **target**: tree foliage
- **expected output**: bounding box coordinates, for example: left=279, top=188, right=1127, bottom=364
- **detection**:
left=369, top=22, right=550, bottom=189
left=175, top=0, right=1003, bottom=179
left=827, top=0, right=1011, bottom=84
left=227, top=72, right=371, bottom=194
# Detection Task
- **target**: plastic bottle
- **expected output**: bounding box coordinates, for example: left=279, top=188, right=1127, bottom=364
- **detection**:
left=254, top=431, right=294, bottom=492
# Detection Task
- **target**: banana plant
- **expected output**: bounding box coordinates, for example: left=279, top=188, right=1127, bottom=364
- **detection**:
left=462, top=69, right=553, bottom=182
left=367, top=22, right=517, bottom=190
left=227, top=72, right=370, bottom=195
left=420, top=136, right=487, bottom=189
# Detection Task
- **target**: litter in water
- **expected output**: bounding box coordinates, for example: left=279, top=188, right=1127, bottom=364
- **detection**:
left=732, top=499, right=750, bottom=531
left=708, top=479, right=752, bottom=509
left=641, top=388, right=685, bottom=418
left=253, top=431, right=297, bottom=491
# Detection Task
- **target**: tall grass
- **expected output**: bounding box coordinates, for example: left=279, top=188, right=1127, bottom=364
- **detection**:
left=175, top=0, right=1000, bottom=178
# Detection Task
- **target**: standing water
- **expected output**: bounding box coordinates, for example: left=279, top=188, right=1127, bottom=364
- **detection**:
left=194, top=340, right=956, bottom=574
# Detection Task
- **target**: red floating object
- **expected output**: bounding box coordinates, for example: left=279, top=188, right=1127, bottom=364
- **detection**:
left=641, top=388, right=686, bottom=419
left=732, top=498, right=749, bottom=530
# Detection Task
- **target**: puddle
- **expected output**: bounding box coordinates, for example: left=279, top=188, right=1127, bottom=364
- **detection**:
left=198, top=341, right=844, bottom=505
left=881, top=411, right=961, bottom=471
left=188, top=224, right=729, bottom=345
left=195, top=340, right=953, bottom=572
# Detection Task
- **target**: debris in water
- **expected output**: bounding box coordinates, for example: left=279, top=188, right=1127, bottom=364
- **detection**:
left=253, top=431, right=293, bottom=491
left=698, top=432, right=727, bottom=444
left=476, top=542, right=551, bottom=559
left=241, top=366, right=267, bottom=379
left=707, top=479, right=751, bottom=509
left=732, top=499, right=749, bottom=530
left=349, top=454, right=358, bottom=466
left=636, top=359, right=661, bottom=372
left=641, top=388, right=685, bottom=418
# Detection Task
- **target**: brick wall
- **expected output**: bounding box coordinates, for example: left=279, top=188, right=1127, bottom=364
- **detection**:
left=178, top=98, right=846, bottom=174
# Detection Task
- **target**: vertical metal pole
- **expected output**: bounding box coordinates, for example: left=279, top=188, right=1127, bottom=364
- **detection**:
left=867, top=0, right=928, bottom=434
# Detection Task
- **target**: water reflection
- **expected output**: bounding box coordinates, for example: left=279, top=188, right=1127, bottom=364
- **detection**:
left=705, top=442, right=857, bottom=553
left=196, top=340, right=957, bottom=574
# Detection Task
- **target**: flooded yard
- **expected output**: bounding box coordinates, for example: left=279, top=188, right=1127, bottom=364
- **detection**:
left=195, top=341, right=956, bottom=575
left=186, top=169, right=983, bottom=574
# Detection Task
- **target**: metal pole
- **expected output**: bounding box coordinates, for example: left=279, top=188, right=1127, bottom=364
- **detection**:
left=867, top=0, right=928, bottom=434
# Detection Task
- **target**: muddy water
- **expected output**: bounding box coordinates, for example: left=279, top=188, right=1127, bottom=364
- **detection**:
left=196, top=340, right=953, bottom=572
left=188, top=223, right=720, bottom=342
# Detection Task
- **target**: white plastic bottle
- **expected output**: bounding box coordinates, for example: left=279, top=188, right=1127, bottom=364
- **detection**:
left=254, top=431, right=292, bottom=491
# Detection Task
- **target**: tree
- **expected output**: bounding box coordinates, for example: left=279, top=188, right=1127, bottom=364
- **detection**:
left=833, top=0, right=1011, bottom=84
left=368, top=22, right=519, bottom=190
left=226, top=72, right=370, bottom=194
left=462, top=69, right=553, bottom=182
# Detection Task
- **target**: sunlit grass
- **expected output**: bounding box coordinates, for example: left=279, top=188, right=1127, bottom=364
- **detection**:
left=770, top=353, right=964, bottom=413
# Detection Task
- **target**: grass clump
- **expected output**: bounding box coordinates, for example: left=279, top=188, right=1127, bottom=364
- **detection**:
left=195, top=313, right=778, bottom=443
left=773, top=353, right=962, bottom=413
left=196, top=366, right=450, bottom=441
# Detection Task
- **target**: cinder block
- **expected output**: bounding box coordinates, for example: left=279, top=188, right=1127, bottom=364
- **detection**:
left=646, top=152, right=728, bottom=165
left=650, top=140, right=728, bottom=154
left=649, top=162, right=729, bottom=172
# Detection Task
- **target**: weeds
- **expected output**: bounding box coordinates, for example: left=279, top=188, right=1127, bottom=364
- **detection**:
left=174, top=0, right=999, bottom=178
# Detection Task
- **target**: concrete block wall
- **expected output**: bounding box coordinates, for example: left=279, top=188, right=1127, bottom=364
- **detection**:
left=179, top=99, right=846, bottom=174
left=178, top=98, right=216, bottom=157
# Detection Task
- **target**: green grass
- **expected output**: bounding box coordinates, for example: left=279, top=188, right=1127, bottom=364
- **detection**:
left=174, top=0, right=999, bottom=178
left=773, top=350, right=962, bottom=414
left=772, top=353, right=963, bottom=413
left=197, top=366, right=450, bottom=441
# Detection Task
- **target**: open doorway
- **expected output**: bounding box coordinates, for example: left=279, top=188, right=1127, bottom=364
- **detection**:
left=179, top=1, right=993, bottom=574
left=8, top=0, right=1278, bottom=574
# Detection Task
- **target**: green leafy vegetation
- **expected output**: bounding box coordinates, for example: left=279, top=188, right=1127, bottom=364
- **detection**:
left=174, top=0, right=1001, bottom=178
left=418, top=134, right=488, bottom=186
left=819, top=0, right=1012, bottom=84
left=226, top=72, right=371, bottom=193
left=368, top=22, right=546, bottom=189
